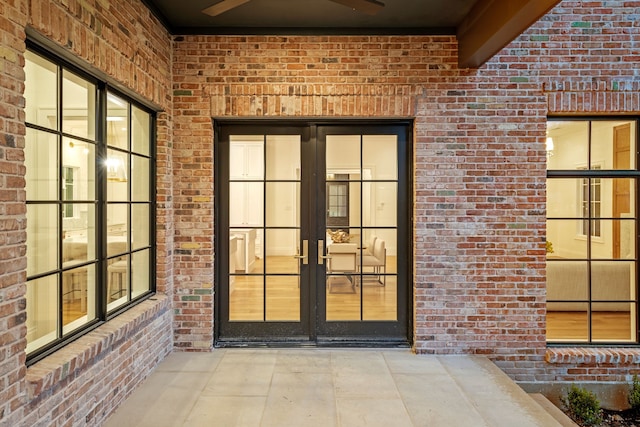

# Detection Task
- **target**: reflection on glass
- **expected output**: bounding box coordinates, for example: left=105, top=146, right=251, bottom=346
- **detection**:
left=62, top=264, right=96, bottom=332
left=229, top=276, right=264, bottom=321
left=26, top=276, right=58, bottom=353
left=26, top=204, right=58, bottom=276
left=107, top=255, right=129, bottom=310
left=266, top=183, right=299, bottom=227
left=592, top=303, right=635, bottom=341
left=25, top=51, right=58, bottom=130
left=363, top=135, right=397, bottom=179
left=265, top=229, right=299, bottom=274
left=230, top=136, right=264, bottom=180
left=363, top=277, right=397, bottom=321
left=25, top=128, right=58, bottom=201
left=63, top=70, right=96, bottom=140
left=546, top=220, right=588, bottom=259
left=266, top=276, right=300, bottom=321
left=326, top=135, right=360, bottom=173
left=132, top=155, right=150, bottom=201
left=266, top=135, right=300, bottom=180
left=132, top=204, right=150, bottom=249
left=62, top=139, right=95, bottom=200
left=132, top=249, right=150, bottom=298
left=546, top=303, right=588, bottom=342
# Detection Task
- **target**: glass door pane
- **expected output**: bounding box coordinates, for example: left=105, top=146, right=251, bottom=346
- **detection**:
left=228, top=134, right=303, bottom=323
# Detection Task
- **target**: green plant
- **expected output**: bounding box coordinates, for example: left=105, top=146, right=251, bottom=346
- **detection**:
left=629, top=374, right=640, bottom=409
left=561, top=385, right=603, bottom=426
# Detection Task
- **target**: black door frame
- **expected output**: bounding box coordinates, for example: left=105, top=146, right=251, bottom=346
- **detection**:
left=214, top=119, right=413, bottom=347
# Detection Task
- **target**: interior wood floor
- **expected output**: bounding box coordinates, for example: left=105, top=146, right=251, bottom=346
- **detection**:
left=546, top=311, right=634, bottom=341
left=229, top=255, right=397, bottom=322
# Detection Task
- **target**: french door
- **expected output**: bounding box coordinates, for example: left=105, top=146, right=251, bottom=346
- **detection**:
left=215, top=121, right=411, bottom=345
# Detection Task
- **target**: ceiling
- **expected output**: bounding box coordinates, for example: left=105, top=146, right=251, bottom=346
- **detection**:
left=141, top=0, right=562, bottom=67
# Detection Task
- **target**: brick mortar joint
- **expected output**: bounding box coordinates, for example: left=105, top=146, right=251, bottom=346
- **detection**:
left=25, top=295, right=171, bottom=400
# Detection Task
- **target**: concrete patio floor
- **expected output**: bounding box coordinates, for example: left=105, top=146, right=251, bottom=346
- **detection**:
left=105, top=349, right=565, bottom=427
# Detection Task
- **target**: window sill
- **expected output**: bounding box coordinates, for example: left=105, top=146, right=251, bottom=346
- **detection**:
left=546, top=347, right=640, bottom=365
left=25, top=295, right=169, bottom=401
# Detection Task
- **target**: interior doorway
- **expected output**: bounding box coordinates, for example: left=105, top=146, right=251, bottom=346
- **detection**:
left=214, top=120, right=412, bottom=346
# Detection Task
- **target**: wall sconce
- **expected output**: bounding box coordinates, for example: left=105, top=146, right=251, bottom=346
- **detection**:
left=545, top=136, right=554, bottom=159
left=106, top=156, right=127, bottom=182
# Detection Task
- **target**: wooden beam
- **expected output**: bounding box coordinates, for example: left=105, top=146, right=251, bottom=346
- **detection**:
left=457, top=0, right=561, bottom=68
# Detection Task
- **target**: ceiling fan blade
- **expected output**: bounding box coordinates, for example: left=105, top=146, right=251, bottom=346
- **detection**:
left=328, top=0, right=385, bottom=16
left=202, top=0, right=251, bottom=17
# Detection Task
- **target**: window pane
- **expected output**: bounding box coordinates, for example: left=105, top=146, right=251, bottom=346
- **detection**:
left=25, top=128, right=58, bottom=201
left=132, top=249, right=150, bottom=298
left=326, top=135, right=360, bottom=175
left=24, top=51, right=57, bottom=130
left=592, top=220, right=636, bottom=260
left=363, top=276, right=397, bottom=321
left=229, top=182, right=263, bottom=227
left=62, top=263, right=96, bottom=333
left=106, top=149, right=128, bottom=200
left=592, top=303, right=635, bottom=342
left=266, top=276, right=299, bottom=321
left=132, top=106, right=150, bottom=156
left=363, top=135, right=397, bottom=180
left=364, top=182, right=396, bottom=227
left=591, top=261, right=635, bottom=301
left=229, top=276, right=263, bottom=321
left=63, top=203, right=96, bottom=263
left=265, top=229, right=299, bottom=274
left=26, top=276, right=58, bottom=354
left=230, top=136, right=264, bottom=180
left=547, top=261, right=588, bottom=301
left=546, top=121, right=589, bottom=170
left=132, top=155, right=150, bottom=201
left=357, top=228, right=397, bottom=274
left=132, top=204, right=150, bottom=249
left=107, top=256, right=129, bottom=310
left=107, top=93, right=128, bottom=150
left=546, top=304, right=589, bottom=342
left=26, top=204, right=58, bottom=276
left=546, top=179, right=581, bottom=218
left=230, top=228, right=263, bottom=274
left=266, top=135, right=300, bottom=180
left=107, top=204, right=128, bottom=256
left=592, top=121, right=636, bottom=170
left=62, top=70, right=96, bottom=140
left=266, top=182, right=299, bottom=227
left=62, top=138, right=95, bottom=200
left=546, top=220, right=588, bottom=259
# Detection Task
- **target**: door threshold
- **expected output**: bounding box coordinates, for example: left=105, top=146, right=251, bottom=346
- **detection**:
left=215, top=338, right=411, bottom=349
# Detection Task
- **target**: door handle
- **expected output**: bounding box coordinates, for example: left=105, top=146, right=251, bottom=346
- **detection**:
left=317, top=240, right=332, bottom=264
left=293, top=239, right=308, bottom=265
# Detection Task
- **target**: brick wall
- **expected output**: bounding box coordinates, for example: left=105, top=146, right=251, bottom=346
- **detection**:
left=0, top=0, right=29, bottom=423
left=171, top=33, right=550, bottom=366
left=0, top=0, right=174, bottom=425
left=172, top=0, right=640, bottom=384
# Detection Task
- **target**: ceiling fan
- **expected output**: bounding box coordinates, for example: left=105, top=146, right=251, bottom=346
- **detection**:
left=202, top=0, right=385, bottom=17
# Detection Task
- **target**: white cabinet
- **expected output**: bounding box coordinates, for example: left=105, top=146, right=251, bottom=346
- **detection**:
left=230, top=142, right=263, bottom=179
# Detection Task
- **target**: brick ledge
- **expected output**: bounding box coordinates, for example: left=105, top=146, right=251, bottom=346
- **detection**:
left=546, top=347, right=640, bottom=365
left=25, top=295, right=170, bottom=401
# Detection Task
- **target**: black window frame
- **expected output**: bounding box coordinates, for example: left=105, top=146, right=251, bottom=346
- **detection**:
left=546, top=116, right=640, bottom=345
left=24, top=41, right=157, bottom=365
